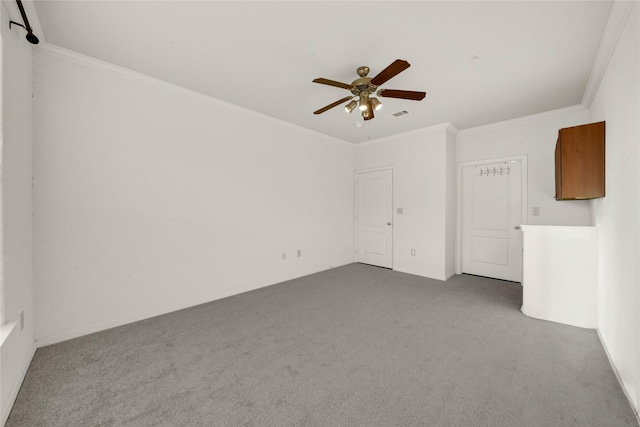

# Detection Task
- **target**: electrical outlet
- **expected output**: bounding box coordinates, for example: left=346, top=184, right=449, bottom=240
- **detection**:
left=20, top=311, right=24, bottom=331
left=532, top=207, right=540, bottom=216
left=297, top=249, right=301, bottom=257
left=282, top=252, right=286, bottom=260
left=397, top=207, right=404, bottom=215
left=411, top=249, right=416, bottom=256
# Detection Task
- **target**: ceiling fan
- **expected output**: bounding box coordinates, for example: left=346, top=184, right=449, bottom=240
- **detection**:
left=312, top=59, right=426, bottom=121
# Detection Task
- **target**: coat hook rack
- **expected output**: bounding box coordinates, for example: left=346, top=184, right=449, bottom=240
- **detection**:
left=478, top=163, right=510, bottom=177
left=9, top=0, right=39, bottom=44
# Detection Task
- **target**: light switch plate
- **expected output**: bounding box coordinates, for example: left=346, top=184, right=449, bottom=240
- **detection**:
left=532, top=207, right=540, bottom=216
left=397, top=207, right=403, bottom=214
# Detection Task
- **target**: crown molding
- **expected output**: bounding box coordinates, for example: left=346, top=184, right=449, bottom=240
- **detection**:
left=457, top=105, right=588, bottom=136
left=34, top=43, right=353, bottom=147
left=358, top=122, right=455, bottom=146
left=444, top=123, right=459, bottom=136
left=581, top=0, right=636, bottom=108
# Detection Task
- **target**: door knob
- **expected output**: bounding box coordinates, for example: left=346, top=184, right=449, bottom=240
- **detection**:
left=387, top=222, right=392, bottom=226
left=514, top=225, right=521, bottom=230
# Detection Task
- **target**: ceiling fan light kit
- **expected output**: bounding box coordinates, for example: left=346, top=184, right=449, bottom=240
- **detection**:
left=358, top=94, right=369, bottom=111
left=313, top=59, right=426, bottom=121
left=369, top=97, right=383, bottom=111
left=345, top=100, right=358, bottom=113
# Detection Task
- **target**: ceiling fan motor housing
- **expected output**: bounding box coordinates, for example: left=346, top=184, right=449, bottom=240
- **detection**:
left=350, top=77, right=377, bottom=96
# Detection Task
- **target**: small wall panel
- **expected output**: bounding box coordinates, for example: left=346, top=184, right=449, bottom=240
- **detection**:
left=471, top=236, right=508, bottom=266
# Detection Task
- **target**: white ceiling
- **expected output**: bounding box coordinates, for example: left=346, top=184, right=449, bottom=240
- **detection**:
left=31, top=1, right=613, bottom=143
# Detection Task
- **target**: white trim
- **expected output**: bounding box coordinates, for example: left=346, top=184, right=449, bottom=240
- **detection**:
left=455, top=155, right=528, bottom=278
left=520, top=225, right=597, bottom=233
left=357, top=122, right=453, bottom=146
left=35, top=298, right=209, bottom=347
left=34, top=43, right=352, bottom=147
left=1, top=340, right=37, bottom=427
left=34, top=263, right=351, bottom=347
left=34, top=296, right=226, bottom=346
left=582, top=1, right=637, bottom=108
left=457, top=105, right=587, bottom=136
left=597, top=329, right=640, bottom=423
left=0, top=321, right=16, bottom=348
left=444, top=123, right=459, bottom=136
left=354, top=166, right=395, bottom=174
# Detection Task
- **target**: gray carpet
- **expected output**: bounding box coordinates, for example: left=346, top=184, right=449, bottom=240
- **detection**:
left=6, top=263, right=638, bottom=426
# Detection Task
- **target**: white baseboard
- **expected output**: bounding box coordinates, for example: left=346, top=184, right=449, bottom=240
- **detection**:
left=36, top=262, right=354, bottom=347
left=596, top=329, right=639, bottom=424
left=35, top=296, right=224, bottom=347
left=1, top=341, right=37, bottom=427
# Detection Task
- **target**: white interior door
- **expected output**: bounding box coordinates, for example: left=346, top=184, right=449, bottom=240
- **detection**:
left=461, top=160, right=523, bottom=282
left=356, top=169, right=393, bottom=269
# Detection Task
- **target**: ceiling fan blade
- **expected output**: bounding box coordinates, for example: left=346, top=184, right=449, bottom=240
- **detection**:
left=312, top=78, right=353, bottom=90
left=378, top=89, right=426, bottom=101
left=313, top=96, right=354, bottom=115
left=370, top=59, right=411, bottom=86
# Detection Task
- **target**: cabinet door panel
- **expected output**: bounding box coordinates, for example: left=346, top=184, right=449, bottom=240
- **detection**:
left=555, top=121, right=605, bottom=200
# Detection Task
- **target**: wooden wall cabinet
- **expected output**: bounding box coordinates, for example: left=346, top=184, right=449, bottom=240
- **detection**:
left=555, top=121, right=605, bottom=200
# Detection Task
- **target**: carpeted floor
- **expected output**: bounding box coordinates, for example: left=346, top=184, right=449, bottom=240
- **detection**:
left=6, top=263, right=638, bottom=426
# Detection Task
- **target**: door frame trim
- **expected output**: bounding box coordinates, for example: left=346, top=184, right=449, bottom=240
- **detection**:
left=354, top=167, right=394, bottom=269
left=455, top=155, right=528, bottom=276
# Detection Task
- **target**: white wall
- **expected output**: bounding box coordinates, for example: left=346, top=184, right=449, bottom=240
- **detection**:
left=0, top=2, right=37, bottom=424
left=8, top=3, right=638, bottom=423
left=444, top=126, right=457, bottom=278
left=520, top=225, right=598, bottom=329
left=355, top=124, right=455, bottom=280
left=457, top=106, right=593, bottom=226
left=33, top=47, right=355, bottom=345
left=589, top=2, right=639, bottom=413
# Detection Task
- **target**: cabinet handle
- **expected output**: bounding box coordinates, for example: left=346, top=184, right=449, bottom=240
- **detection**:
left=515, top=226, right=521, bottom=230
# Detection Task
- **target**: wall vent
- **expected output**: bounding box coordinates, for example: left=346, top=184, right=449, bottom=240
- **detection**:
left=392, top=110, right=409, bottom=117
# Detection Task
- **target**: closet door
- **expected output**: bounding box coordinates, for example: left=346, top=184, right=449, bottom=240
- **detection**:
left=462, top=160, right=523, bottom=282
left=356, top=169, right=393, bottom=269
